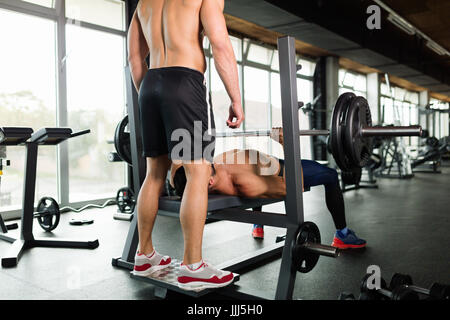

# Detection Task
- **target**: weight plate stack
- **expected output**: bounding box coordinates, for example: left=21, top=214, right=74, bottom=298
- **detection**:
left=114, top=115, right=132, bottom=166
left=330, top=92, right=356, bottom=172
left=344, top=96, right=373, bottom=169
left=341, top=168, right=362, bottom=185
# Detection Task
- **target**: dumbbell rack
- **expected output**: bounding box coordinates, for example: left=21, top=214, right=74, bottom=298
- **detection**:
left=0, top=127, right=99, bottom=268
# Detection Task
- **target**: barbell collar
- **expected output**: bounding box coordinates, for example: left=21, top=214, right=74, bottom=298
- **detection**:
left=360, top=125, right=422, bottom=137
left=301, top=242, right=339, bottom=258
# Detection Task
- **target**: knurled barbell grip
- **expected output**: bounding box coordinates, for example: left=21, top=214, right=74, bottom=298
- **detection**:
left=216, top=129, right=330, bottom=138
left=360, top=125, right=422, bottom=137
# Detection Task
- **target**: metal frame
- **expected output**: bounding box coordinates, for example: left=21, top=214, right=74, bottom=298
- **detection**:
left=113, top=36, right=307, bottom=300
left=0, top=0, right=128, bottom=217
left=0, top=130, right=99, bottom=268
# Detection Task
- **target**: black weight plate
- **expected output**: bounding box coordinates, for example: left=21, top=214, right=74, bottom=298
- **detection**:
left=36, top=197, right=60, bottom=232
left=330, top=92, right=356, bottom=172
left=341, top=168, right=362, bottom=185
left=360, top=273, right=387, bottom=300
left=114, top=115, right=132, bottom=166
left=389, top=273, right=413, bottom=290
left=391, top=285, right=419, bottom=301
left=116, top=187, right=135, bottom=213
left=291, top=221, right=321, bottom=273
left=429, top=283, right=450, bottom=300
left=344, top=96, right=373, bottom=168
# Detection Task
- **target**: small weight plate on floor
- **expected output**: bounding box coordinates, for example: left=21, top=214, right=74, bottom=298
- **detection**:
left=291, top=222, right=321, bottom=273
left=69, top=218, right=94, bottom=226
left=36, top=197, right=60, bottom=232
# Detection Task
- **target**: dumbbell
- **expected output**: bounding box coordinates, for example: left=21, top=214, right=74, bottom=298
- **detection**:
left=338, top=292, right=356, bottom=300
left=360, top=274, right=419, bottom=300
left=390, top=273, right=449, bottom=300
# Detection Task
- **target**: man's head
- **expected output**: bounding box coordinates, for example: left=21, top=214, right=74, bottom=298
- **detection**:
left=171, top=164, right=218, bottom=197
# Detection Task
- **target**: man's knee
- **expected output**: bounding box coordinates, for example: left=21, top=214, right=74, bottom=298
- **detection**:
left=146, top=155, right=171, bottom=181
left=173, top=161, right=212, bottom=197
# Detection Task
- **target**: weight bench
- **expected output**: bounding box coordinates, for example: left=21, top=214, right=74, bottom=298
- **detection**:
left=115, top=194, right=287, bottom=298
left=0, top=127, right=99, bottom=268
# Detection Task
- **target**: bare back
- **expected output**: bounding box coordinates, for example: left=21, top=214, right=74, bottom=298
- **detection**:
left=137, top=0, right=206, bottom=73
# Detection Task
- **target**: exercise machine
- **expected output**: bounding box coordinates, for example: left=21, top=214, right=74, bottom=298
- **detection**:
left=0, top=127, right=99, bottom=268
left=0, top=146, right=18, bottom=234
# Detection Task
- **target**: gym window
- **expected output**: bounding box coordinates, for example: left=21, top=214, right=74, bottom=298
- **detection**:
left=0, top=0, right=127, bottom=218
left=380, top=84, right=420, bottom=147
left=204, top=37, right=315, bottom=160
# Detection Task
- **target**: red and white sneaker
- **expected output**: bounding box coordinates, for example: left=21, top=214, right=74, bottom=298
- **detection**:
left=177, top=261, right=234, bottom=291
left=133, top=250, right=171, bottom=277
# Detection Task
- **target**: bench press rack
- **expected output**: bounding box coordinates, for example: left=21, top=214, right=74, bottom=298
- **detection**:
left=112, top=36, right=334, bottom=300
left=0, top=127, right=99, bottom=268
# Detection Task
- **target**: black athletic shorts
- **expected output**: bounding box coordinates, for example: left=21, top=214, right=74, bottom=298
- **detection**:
left=138, top=66, right=216, bottom=163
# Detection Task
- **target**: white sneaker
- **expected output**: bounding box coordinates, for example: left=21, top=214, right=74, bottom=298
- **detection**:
left=133, top=250, right=171, bottom=277
left=177, top=261, right=234, bottom=291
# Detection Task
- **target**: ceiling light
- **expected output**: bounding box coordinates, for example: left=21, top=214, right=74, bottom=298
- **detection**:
left=387, top=13, right=415, bottom=35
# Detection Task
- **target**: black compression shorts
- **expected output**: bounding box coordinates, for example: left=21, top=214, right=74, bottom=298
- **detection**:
left=138, top=66, right=216, bottom=163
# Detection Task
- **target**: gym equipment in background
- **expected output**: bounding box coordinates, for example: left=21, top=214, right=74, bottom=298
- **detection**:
left=113, top=187, right=135, bottom=221
left=411, top=135, right=449, bottom=174
left=375, top=134, right=414, bottom=179
left=0, top=146, right=18, bottom=233
left=0, top=127, right=99, bottom=268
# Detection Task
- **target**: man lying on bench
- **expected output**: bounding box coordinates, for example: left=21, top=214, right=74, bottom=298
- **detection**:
left=169, top=128, right=366, bottom=250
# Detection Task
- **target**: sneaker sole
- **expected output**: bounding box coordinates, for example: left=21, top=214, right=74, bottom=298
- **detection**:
left=178, top=278, right=234, bottom=292
left=133, top=263, right=171, bottom=277
left=331, top=242, right=366, bottom=249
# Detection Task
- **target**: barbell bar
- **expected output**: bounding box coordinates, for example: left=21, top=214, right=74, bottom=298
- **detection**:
left=113, top=92, right=422, bottom=172
left=216, top=126, right=422, bottom=138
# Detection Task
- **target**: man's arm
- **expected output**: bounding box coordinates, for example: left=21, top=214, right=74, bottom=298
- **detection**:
left=234, top=174, right=286, bottom=199
left=128, top=10, right=149, bottom=93
left=200, top=0, right=244, bottom=128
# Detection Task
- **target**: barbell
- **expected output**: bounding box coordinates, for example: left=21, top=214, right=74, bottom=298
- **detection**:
left=217, top=92, right=421, bottom=171
left=114, top=92, right=422, bottom=172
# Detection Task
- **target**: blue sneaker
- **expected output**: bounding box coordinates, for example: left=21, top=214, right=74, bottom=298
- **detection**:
left=331, top=229, right=366, bottom=249
left=252, top=224, right=264, bottom=239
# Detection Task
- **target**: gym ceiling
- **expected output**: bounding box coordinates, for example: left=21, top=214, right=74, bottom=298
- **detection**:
left=126, top=0, right=450, bottom=103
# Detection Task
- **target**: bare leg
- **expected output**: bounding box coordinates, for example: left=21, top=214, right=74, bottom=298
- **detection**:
left=137, top=154, right=171, bottom=255
left=179, top=161, right=212, bottom=265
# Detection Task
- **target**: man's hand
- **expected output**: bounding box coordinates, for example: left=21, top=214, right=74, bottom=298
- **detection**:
left=270, top=127, right=284, bottom=145
left=227, top=102, right=244, bottom=128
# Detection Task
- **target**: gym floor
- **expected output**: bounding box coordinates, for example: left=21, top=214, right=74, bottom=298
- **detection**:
left=1, top=164, right=449, bottom=300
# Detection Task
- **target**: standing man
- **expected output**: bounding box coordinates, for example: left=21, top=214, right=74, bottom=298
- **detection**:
left=127, top=0, right=244, bottom=291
